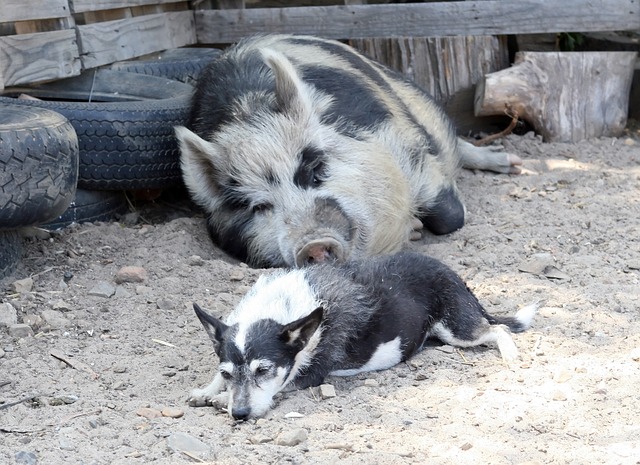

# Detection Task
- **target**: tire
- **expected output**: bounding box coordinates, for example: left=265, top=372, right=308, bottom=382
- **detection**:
left=0, top=229, right=22, bottom=279
left=42, top=189, right=129, bottom=230
left=0, top=69, right=194, bottom=191
left=108, top=47, right=221, bottom=84
left=0, top=104, right=79, bottom=229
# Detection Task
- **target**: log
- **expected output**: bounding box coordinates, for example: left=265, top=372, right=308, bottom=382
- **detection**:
left=474, top=51, right=637, bottom=142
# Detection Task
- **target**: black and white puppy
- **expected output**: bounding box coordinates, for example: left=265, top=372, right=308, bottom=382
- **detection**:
left=189, top=251, right=536, bottom=420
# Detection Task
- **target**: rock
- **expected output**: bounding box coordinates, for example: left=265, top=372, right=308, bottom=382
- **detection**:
left=114, top=286, right=130, bottom=298
left=112, top=381, right=127, bottom=391
left=15, top=451, right=37, bottom=465
left=229, top=269, right=245, bottom=281
left=325, top=443, right=354, bottom=451
left=115, top=266, right=148, bottom=284
left=161, top=407, right=184, bottom=418
left=8, top=324, right=33, bottom=338
left=136, top=407, right=162, bottom=419
left=518, top=256, right=570, bottom=280
left=553, top=368, right=573, bottom=383
left=41, top=310, right=70, bottom=329
left=113, top=365, right=127, bottom=374
left=284, top=412, right=305, bottom=419
left=52, top=299, right=72, bottom=312
left=11, top=277, right=34, bottom=294
left=0, top=302, right=18, bottom=327
left=188, top=255, right=205, bottom=266
left=167, top=432, right=211, bottom=456
left=49, top=394, right=79, bottom=406
left=364, top=379, right=380, bottom=387
left=250, top=434, right=273, bottom=444
left=551, top=390, right=567, bottom=401
left=22, top=314, right=42, bottom=329
left=88, top=281, right=116, bottom=298
left=317, top=384, right=336, bottom=399
left=156, top=298, right=175, bottom=310
left=275, top=428, right=308, bottom=446
left=461, top=442, right=473, bottom=451
left=0, top=348, right=5, bottom=358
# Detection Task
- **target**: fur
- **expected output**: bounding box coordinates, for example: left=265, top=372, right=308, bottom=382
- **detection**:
left=189, top=251, right=536, bottom=419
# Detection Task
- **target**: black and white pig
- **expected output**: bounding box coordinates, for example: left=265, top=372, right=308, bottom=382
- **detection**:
left=175, top=34, right=521, bottom=268
left=189, top=251, right=536, bottom=420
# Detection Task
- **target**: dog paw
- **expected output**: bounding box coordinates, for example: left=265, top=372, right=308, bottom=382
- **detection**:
left=188, top=389, right=228, bottom=409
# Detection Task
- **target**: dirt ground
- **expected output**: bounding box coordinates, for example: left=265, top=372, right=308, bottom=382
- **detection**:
left=1, top=130, right=639, bottom=465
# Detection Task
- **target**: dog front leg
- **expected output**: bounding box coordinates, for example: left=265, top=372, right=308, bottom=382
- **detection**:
left=188, top=373, right=228, bottom=408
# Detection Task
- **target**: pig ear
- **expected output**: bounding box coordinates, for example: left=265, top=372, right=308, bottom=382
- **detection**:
left=193, top=303, right=228, bottom=354
left=262, top=49, right=311, bottom=119
left=280, top=306, right=324, bottom=351
left=175, top=126, right=224, bottom=205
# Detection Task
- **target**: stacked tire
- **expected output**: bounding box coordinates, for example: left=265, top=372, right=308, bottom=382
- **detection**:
left=0, top=46, right=225, bottom=279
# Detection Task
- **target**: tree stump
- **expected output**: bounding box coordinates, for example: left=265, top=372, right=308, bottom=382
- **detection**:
left=474, top=51, right=637, bottom=142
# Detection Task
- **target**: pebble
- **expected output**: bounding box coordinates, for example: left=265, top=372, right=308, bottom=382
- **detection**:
left=22, top=314, right=42, bottom=328
left=8, top=324, right=33, bottom=338
left=112, top=381, right=127, bottom=391
left=49, top=394, right=79, bottom=406
left=88, top=281, right=116, bottom=298
left=551, top=390, right=567, bottom=401
left=41, top=310, right=69, bottom=329
left=275, top=428, right=308, bottom=446
left=115, top=266, right=148, bottom=284
left=284, top=412, right=305, bottom=419
left=460, top=442, right=473, bottom=451
left=136, top=407, right=162, bottom=419
left=52, top=299, right=72, bottom=312
left=15, top=451, right=37, bottom=465
left=364, top=379, right=380, bottom=387
left=553, top=368, right=573, bottom=383
left=250, top=434, right=273, bottom=444
left=0, top=348, right=5, bottom=358
left=161, top=407, right=184, bottom=418
left=229, top=269, right=245, bottom=281
left=188, top=255, right=205, bottom=266
left=167, top=432, right=211, bottom=456
left=0, top=302, right=18, bottom=327
left=317, top=384, right=336, bottom=399
left=113, top=365, right=128, bottom=373
left=114, top=286, right=130, bottom=298
left=156, top=298, right=175, bottom=310
left=11, top=277, right=34, bottom=294
left=325, top=443, right=354, bottom=451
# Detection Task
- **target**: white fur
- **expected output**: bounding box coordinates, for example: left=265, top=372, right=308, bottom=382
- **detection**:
left=330, top=337, right=403, bottom=376
left=430, top=322, right=519, bottom=362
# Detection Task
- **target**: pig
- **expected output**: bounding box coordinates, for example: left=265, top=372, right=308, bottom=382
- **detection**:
left=175, top=34, right=521, bottom=268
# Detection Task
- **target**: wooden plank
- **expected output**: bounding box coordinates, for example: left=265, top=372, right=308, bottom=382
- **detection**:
left=77, top=11, right=196, bottom=69
left=195, top=0, right=640, bottom=43
left=70, top=0, right=186, bottom=14
left=0, top=29, right=81, bottom=87
left=0, top=0, right=70, bottom=23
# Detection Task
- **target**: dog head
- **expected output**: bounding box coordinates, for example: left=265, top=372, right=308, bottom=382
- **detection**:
left=193, top=303, right=324, bottom=420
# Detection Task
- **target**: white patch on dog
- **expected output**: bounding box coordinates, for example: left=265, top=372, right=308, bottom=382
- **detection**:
left=430, top=322, right=519, bottom=362
left=330, top=337, right=403, bottom=376
left=243, top=366, right=289, bottom=418
left=515, top=303, right=538, bottom=329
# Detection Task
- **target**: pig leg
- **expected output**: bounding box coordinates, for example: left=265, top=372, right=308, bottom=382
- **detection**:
left=457, top=139, right=522, bottom=174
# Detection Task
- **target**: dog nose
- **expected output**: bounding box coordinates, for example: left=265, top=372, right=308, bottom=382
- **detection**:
left=231, top=406, right=251, bottom=421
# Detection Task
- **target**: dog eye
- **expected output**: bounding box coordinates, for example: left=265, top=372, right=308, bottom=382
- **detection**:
left=255, top=366, right=271, bottom=376
left=252, top=203, right=273, bottom=214
left=220, top=370, right=233, bottom=380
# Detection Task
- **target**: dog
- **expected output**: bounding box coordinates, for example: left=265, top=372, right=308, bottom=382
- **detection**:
left=188, top=251, right=536, bottom=420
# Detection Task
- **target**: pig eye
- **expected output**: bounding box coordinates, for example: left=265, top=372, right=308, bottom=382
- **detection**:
left=252, top=202, right=273, bottom=214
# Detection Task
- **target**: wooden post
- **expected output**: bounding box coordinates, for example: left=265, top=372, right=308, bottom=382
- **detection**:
left=475, top=51, right=638, bottom=142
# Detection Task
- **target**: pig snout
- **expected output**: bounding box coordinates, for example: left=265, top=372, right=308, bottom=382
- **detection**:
left=295, top=238, right=345, bottom=266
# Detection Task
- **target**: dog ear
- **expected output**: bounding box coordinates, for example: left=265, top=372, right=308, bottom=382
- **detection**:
left=193, top=303, right=228, bottom=353
left=280, top=306, right=324, bottom=351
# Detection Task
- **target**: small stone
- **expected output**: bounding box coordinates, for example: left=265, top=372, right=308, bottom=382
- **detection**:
left=162, top=406, right=184, bottom=418
left=49, top=394, right=78, bottom=406
left=0, top=348, right=5, bottom=358
left=156, top=298, right=175, bottom=310
left=135, top=285, right=152, bottom=295
left=115, top=266, right=147, bottom=284
left=8, top=324, right=33, bottom=338
left=22, top=314, right=42, bottom=328
left=113, top=365, right=127, bottom=373
left=41, top=310, right=69, bottom=329
left=112, top=381, right=127, bottom=391
left=167, top=432, right=211, bottom=456
left=52, top=300, right=72, bottom=312
left=136, top=407, right=162, bottom=419
left=250, top=434, right=273, bottom=444
left=0, top=302, right=18, bottom=327
left=317, top=384, right=336, bottom=399
left=325, top=443, right=354, bottom=451
left=551, top=390, right=567, bottom=401
left=364, top=379, right=379, bottom=387
left=275, top=428, right=308, bottom=446
left=88, top=281, right=116, bottom=298
left=229, top=269, right=245, bottom=281
left=114, top=286, right=131, bottom=298
left=624, top=137, right=635, bottom=146
left=284, top=412, right=305, bottom=419
left=188, top=255, right=205, bottom=266
left=460, top=442, right=473, bottom=451
left=15, top=451, right=37, bottom=465
left=11, top=277, right=34, bottom=294
left=553, top=368, right=573, bottom=383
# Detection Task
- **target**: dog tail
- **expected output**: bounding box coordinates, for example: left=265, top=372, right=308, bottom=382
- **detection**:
left=487, top=302, right=538, bottom=333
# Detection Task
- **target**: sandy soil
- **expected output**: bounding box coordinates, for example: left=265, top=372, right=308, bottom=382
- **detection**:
left=1, top=130, right=639, bottom=465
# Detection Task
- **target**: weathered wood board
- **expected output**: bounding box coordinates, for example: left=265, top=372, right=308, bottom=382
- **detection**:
left=0, top=0, right=70, bottom=23
left=195, top=0, right=640, bottom=44
left=70, top=0, right=186, bottom=13
left=76, top=10, right=196, bottom=69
